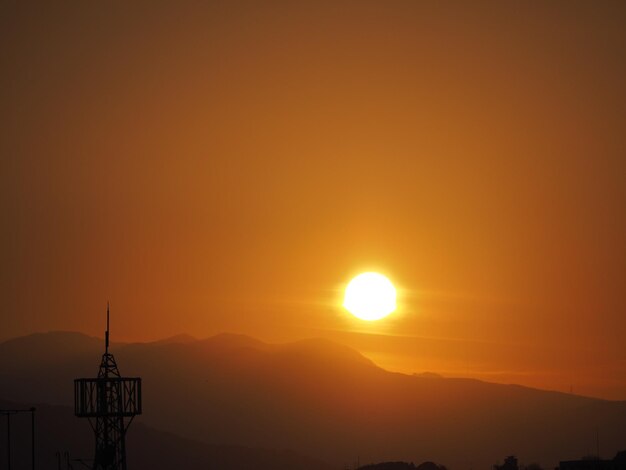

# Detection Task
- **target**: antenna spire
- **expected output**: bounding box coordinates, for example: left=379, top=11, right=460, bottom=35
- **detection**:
left=105, top=302, right=110, bottom=354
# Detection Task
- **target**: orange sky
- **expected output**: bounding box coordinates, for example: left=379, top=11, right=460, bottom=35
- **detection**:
left=1, top=1, right=625, bottom=399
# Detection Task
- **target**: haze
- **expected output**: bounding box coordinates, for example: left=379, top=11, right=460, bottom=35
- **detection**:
left=1, top=1, right=625, bottom=399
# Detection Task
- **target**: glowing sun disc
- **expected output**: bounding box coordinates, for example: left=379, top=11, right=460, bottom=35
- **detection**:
left=343, top=272, right=396, bottom=321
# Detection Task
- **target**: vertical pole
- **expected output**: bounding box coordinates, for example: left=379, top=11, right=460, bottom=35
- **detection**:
left=105, top=302, right=110, bottom=355
left=7, top=413, right=11, bottom=470
left=31, top=407, right=36, bottom=470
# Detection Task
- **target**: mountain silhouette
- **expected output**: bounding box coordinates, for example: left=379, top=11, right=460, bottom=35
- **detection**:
left=1, top=332, right=625, bottom=469
left=149, top=333, right=198, bottom=345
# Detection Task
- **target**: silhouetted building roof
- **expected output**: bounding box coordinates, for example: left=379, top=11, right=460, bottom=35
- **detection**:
left=559, top=452, right=626, bottom=470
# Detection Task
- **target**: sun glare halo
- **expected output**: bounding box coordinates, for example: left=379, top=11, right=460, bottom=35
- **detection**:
left=343, top=272, right=397, bottom=321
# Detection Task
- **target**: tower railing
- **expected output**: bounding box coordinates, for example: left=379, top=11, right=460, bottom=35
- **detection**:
left=74, top=304, right=141, bottom=470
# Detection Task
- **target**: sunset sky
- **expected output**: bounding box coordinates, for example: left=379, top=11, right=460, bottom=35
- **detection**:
left=2, top=1, right=625, bottom=400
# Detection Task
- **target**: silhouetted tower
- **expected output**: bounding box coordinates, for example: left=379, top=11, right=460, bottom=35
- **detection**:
left=74, top=304, right=142, bottom=470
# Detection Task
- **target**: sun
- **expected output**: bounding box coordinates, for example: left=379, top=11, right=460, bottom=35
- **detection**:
left=343, top=272, right=397, bottom=321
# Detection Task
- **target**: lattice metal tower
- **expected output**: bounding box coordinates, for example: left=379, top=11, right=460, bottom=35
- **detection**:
left=74, top=304, right=142, bottom=470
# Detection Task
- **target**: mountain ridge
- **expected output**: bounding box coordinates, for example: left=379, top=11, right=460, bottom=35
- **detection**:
left=0, top=330, right=617, bottom=401
left=1, top=331, right=625, bottom=469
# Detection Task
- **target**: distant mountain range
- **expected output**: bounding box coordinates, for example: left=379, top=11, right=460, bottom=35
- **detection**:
left=0, top=397, right=331, bottom=470
left=1, top=332, right=625, bottom=469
